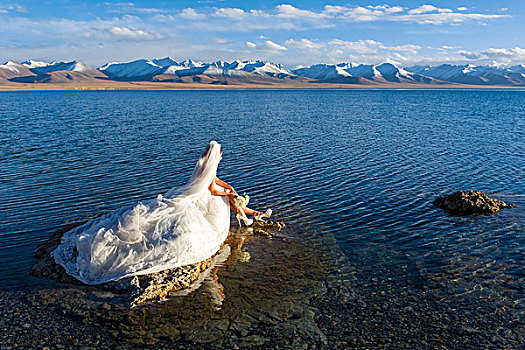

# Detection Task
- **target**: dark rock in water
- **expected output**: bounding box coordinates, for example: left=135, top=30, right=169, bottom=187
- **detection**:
left=433, top=191, right=516, bottom=215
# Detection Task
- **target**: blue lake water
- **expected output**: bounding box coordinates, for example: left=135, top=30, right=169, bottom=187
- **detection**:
left=0, top=89, right=523, bottom=300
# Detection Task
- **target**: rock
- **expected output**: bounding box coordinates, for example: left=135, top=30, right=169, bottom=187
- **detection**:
left=30, top=218, right=221, bottom=306
left=455, top=326, right=481, bottom=335
left=31, top=216, right=288, bottom=307
left=433, top=191, right=516, bottom=215
left=125, top=258, right=212, bottom=307
left=251, top=220, right=285, bottom=236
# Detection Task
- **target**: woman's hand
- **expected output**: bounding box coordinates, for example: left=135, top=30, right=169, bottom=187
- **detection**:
left=216, top=178, right=237, bottom=194
left=226, top=188, right=237, bottom=196
left=225, top=189, right=238, bottom=199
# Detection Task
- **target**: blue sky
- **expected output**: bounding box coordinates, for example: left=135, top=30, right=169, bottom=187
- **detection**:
left=1, top=0, right=524, bottom=68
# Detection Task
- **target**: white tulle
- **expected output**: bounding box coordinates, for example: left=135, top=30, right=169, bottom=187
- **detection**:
left=52, top=141, right=230, bottom=285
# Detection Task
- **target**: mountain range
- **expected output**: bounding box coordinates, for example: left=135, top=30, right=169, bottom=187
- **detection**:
left=1, top=58, right=524, bottom=87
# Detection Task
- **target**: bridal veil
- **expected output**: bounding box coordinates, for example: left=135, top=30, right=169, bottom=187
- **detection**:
left=52, top=141, right=230, bottom=284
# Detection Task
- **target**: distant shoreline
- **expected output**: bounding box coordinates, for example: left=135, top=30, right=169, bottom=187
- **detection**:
left=1, top=82, right=525, bottom=91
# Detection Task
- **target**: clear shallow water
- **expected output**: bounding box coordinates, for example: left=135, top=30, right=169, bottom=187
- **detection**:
left=0, top=89, right=523, bottom=297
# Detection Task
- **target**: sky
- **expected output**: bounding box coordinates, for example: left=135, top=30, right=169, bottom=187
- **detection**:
left=0, top=0, right=524, bottom=68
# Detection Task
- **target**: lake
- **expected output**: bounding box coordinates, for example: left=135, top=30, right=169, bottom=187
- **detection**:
left=0, top=89, right=523, bottom=347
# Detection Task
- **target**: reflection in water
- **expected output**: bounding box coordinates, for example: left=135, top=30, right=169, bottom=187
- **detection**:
left=201, top=246, right=229, bottom=311
left=169, top=230, right=258, bottom=311
left=205, top=232, right=250, bottom=310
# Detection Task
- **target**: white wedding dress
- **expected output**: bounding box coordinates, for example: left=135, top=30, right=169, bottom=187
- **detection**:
left=52, top=141, right=230, bottom=285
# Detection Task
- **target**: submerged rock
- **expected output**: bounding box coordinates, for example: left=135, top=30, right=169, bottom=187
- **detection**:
left=251, top=220, right=285, bottom=236
left=31, top=218, right=286, bottom=306
left=31, top=220, right=218, bottom=306
left=433, top=191, right=516, bottom=215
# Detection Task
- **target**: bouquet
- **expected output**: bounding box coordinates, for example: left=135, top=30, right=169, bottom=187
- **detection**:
left=233, top=192, right=250, bottom=208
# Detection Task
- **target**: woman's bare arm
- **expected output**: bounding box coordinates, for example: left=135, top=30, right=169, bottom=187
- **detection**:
left=208, top=181, right=234, bottom=197
left=215, top=177, right=235, bottom=192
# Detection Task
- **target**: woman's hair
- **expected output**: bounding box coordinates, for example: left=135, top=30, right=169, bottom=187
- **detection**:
left=201, top=144, right=211, bottom=158
left=201, top=143, right=222, bottom=158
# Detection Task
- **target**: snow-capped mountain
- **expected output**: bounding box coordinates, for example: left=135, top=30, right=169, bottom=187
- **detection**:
left=225, top=60, right=292, bottom=78
left=22, top=60, right=97, bottom=74
left=2, top=57, right=525, bottom=86
left=98, top=59, right=164, bottom=79
left=0, top=59, right=104, bottom=83
left=405, top=64, right=525, bottom=85
left=0, top=61, right=35, bottom=79
left=292, top=63, right=354, bottom=80
left=98, top=58, right=295, bottom=80
left=151, top=57, right=178, bottom=67
left=509, top=64, right=525, bottom=74
left=292, top=62, right=433, bottom=84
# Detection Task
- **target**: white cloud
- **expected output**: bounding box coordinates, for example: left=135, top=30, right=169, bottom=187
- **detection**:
left=285, top=38, right=326, bottom=51
left=381, top=44, right=421, bottom=54
left=367, top=5, right=405, bottom=14
left=212, top=38, right=228, bottom=44
left=282, top=38, right=428, bottom=66
left=458, top=50, right=480, bottom=59
left=408, top=5, right=452, bottom=15
left=264, top=40, right=287, bottom=51
left=213, top=8, right=246, bottom=18
left=180, top=8, right=206, bottom=20
left=329, top=39, right=382, bottom=54
left=500, top=8, right=508, bottom=12
left=481, top=47, right=525, bottom=60
left=0, top=4, right=24, bottom=13
left=157, top=4, right=510, bottom=32
left=276, top=4, right=327, bottom=19
left=105, top=2, right=164, bottom=14
left=246, top=40, right=287, bottom=52
left=451, top=47, right=525, bottom=65
left=293, top=4, right=505, bottom=25
left=166, top=4, right=508, bottom=33
left=108, top=27, right=163, bottom=40
left=391, top=12, right=507, bottom=25
left=279, top=39, right=525, bottom=67
left=324, top=5, right=381, bottom=22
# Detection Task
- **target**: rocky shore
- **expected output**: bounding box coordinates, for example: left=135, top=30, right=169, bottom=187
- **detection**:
left=1, top=218, right=523, bottom=349
left=2, top=220, right=336, bottom=349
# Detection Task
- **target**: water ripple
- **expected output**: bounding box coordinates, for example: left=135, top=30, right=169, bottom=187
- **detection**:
left=0, top=89, right=523, bottom=294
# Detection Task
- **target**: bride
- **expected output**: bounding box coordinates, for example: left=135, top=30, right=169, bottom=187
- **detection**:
left=52, top=141, right=271, bottom=285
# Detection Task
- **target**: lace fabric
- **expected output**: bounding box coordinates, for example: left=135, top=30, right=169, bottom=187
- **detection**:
left=52, top=141, right=230, bottom=285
